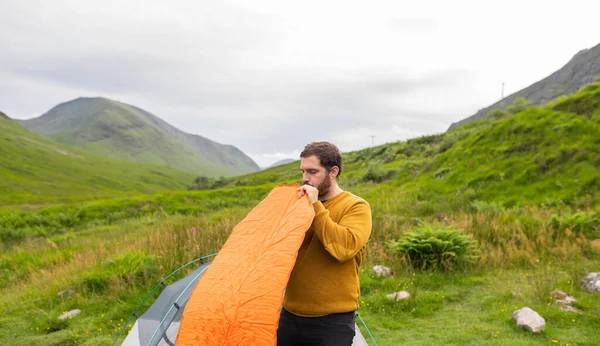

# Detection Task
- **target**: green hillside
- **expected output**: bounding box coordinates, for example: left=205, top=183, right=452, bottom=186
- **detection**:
left=449, top=42, right=600, bottom=129
left=1, top=82, right=600, bottom=345
left=0, top=116, right=195, bottom=206
left=224, top=81, right=600, bottom=215
left=17, top=97, right=260, bottom=177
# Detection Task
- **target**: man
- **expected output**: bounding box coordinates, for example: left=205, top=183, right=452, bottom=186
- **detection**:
left=277, top=141, right=372, bottom=346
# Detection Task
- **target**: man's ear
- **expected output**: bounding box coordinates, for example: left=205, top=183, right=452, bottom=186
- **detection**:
left=329, top=166, right=339, bottom=178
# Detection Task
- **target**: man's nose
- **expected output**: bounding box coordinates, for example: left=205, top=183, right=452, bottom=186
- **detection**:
left=302, top=173, right=309, bottom=184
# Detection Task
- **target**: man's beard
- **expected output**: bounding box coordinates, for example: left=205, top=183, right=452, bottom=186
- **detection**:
left=301, top=177, right=332, bottom=200
left=315, top=177, right=332, bottom=200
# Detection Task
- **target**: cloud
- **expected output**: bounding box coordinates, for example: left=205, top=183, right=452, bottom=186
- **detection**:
left=2, top=0, right=600, bottom=169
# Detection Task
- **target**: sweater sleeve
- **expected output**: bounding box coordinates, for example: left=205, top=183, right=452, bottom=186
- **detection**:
left=311, top=200, right=372, bottom=263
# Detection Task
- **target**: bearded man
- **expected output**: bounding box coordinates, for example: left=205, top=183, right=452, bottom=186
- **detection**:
left=277, top=141, right=373, bottom=346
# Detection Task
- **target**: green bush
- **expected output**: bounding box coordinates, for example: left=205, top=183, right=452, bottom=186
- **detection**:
left=507, top=97, right=531, bottom=114
left=550, top=210, right=600, bottom=238
left=80, top=270, right=111, bottom=293
left=361, top=163, right=387, bottom=183
left=386, top=226, right=479, bottom=271
left=470, top=200, right=506, bottom=216
left=487, top=108, right=508, bottom=120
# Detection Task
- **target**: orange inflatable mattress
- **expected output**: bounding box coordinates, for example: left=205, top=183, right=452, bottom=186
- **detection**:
left=176, top=185, right=315, bottom=345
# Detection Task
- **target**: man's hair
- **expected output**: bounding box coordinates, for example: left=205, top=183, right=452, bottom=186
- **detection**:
left=300, top=141, right=343, bottom=179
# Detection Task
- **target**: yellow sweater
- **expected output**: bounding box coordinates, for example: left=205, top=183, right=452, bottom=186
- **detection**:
left=283, top=191, right=372, bottom=316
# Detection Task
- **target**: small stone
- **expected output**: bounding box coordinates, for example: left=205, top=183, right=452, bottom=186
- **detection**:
left=581, top=272, right=600, bottom=293
left=560, top=305, right=582, bottom=313
left=387, top=291, right=411, bottom=301
left=512, top=307, right=545, bottom=333
left=58, top=309, right=81, bottom=320
left=372, top=265, right=393, bottom=277
left=550, top=290, right=577, bottom=305
left=57, top=288, right=74, bottom=297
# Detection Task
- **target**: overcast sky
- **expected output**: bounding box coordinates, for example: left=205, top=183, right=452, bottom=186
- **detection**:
left=1, top=0, right=599, bottom=167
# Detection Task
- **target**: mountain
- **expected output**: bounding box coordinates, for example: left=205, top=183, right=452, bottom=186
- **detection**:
left=448, top=42, right=600, bottom=130
left=0, top=114, right=196, bottom=206
left=17, top=98, right=260, bottom=177
left=0, top=111, right=9, bottom=120
left=234, top=80, right=600, bottom=209
left=267, top=158, right=296, bottom=168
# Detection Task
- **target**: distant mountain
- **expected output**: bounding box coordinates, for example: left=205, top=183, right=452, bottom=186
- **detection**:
left=0, top=111, right=9, bottom=120
left=267, top=158, right=296, bottom=169
left=448, top=42, right=600, bottom=130
left=0, top=114, right=196, bottom=206
left=17, top=98, right=260, bottom=177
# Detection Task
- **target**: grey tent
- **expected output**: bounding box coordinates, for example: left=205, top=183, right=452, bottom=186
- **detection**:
left=115, top=257, right=373, bottom=346
left=120, top=262, right=211, bottom=346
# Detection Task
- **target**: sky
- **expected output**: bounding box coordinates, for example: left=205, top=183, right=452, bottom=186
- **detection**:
left=1, top=0, right=599, bottom=168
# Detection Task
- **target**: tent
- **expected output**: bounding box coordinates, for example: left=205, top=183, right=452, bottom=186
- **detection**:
left=113, top=186, right=376, bottom=345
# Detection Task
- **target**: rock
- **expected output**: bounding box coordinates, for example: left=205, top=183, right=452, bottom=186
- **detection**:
left=581, top=272, right=600, bottom=293
left=387, top=291, right=411, bottom=301
left=57, top=288, right=74, bottom=297
left=550, top=290, right=577, bottom=305
left=511, top=290, right=523, bottom=298
left=58, top=309, right=81, bottom=320
left=512, top=307, right=545, bottom=333
left=372, top=265, right=393, bottom=277
left=560, top=305, right=582, bottom=313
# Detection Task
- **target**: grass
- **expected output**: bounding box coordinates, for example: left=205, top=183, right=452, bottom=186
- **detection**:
left=0, top=185, right=271, bottom=243
left=1, top=81, right=600, bottom=345
left=1, top=205, right=598, bottom=345
left=0, top=117, right=197, bottom=207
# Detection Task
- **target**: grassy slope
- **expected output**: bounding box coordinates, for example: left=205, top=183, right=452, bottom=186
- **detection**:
left=20, top=98, right=259, bottom=177
left=1, top=82, right=600, bottom=345
left=224, top=82, right=600, bottom=216
left=0, top=118, right=196, bottom=206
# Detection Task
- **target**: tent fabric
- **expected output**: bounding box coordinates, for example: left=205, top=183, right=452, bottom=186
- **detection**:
left=121, top=261, right=370, bottom=346
left=176, top=185, right=316, bottom=345
left=121, top=263, right=211, bottom=346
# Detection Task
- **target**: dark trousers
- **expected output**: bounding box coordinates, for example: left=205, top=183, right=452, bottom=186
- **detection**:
left=277, top=308, right=356, bottom=346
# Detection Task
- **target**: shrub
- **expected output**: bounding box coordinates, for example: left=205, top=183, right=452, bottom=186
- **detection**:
left=386, top=226, right=479, bottom=271
left=80, top=270, right=110, bottom=293
left=550, top=211, right=600, bottom=238
left=507, top=97, right=530, bottom=114
left=470, top=200, right=506, bottom=216
left=487, top=108, right=508, bottom=120
left=361, top=163, right=386, bottom=183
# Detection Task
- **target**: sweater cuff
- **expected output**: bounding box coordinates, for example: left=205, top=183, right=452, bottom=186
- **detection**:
left=313, top=200, right=326, bottom=213
left=311, top=201, right=328, bottom=238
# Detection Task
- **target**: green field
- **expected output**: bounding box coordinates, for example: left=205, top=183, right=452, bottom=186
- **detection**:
left=0, top=117, right=196, bottom=207
left=1, top=82, right=600, bottom=345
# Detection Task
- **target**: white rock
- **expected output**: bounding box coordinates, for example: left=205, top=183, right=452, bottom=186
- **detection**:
left=372, top=265, right=393, bottom=277
left=387, top=291, right=411, bottom=301
left=550, top=290, right=577, bottom=305
left=512, top=307, right=545, bottom=333
left=560, top=305, right=582, bottom=313
left=58, top=309, right=81, bottom=320
left=581, top=272, right=600, bottom=293
left=57, top=288, right=74, bottom=297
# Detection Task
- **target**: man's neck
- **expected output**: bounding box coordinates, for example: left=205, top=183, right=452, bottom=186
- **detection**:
left=320, top=184, right=343, bottom=202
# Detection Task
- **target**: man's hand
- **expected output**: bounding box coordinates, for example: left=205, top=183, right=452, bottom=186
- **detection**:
left=298, top=184, right=319, bottom=204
